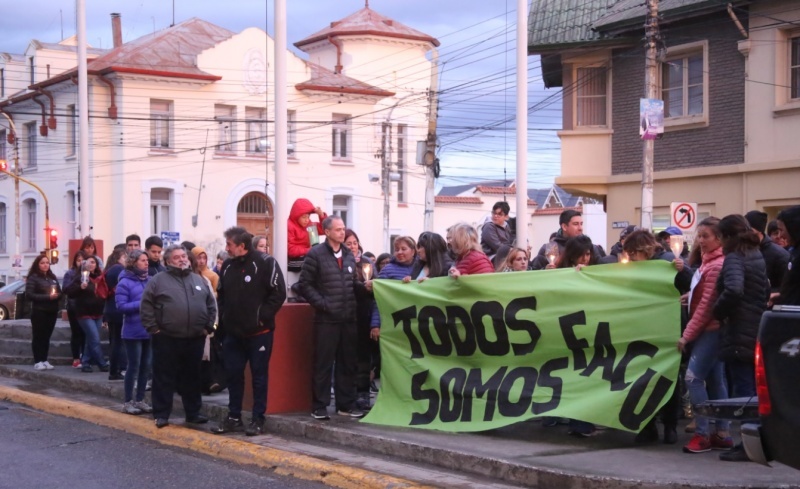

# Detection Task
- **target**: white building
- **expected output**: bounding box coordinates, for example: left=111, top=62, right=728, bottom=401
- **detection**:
left=0, top=6, right=439, bottom=276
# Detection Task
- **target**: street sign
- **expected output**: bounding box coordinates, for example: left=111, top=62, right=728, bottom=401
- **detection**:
left=670, top=202, right=698, bottom=233
left=160, top=231, right=180, bottom=246
left=612, top=221, right=629, bottom=229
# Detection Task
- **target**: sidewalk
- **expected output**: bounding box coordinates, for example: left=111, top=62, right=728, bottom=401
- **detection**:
left=0, top=361, right=797, bottom=489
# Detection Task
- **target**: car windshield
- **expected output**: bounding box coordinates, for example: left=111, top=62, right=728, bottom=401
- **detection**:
left=0, top=281, right=24, bottom=293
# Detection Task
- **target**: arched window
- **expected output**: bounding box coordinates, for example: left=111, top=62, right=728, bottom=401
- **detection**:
left=236, top=192, right=273, bottom=247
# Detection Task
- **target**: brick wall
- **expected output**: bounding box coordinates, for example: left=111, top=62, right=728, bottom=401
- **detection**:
left=610, top=12, right=746, bottom=174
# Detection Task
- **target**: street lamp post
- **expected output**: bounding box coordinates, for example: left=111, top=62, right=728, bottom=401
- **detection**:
left=0, top=160, right=51, bottom=272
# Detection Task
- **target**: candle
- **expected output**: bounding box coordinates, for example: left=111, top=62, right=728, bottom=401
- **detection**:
left=81, top=270, right=89, bottom=284
left=50, top=285, right=57, bottom=296
left=670, top=235, right=685, bottom=258
left=620, top=252, right=630, bottom=264
left=362, top=263, right=372, bottom=280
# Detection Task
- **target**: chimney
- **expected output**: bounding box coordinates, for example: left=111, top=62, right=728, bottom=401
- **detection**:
left=111, top=13, right=123, bottom=48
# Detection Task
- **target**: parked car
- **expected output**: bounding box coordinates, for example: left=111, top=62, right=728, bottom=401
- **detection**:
left=697, top=305, right=800, bottom=471
left=0, top=280, right=27, bottom=320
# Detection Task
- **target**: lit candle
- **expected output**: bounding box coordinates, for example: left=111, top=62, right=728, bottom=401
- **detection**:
left=81, top=270, right=89, bottom=284
left=620, top=252, right=630, bottom=264
left=547, top=253, right=556, bottom=265
left=670, top=235, right=685, bottom=258
left=362, top=263, right=372, bottom=280
left=50, top=285, right=57, bottom=296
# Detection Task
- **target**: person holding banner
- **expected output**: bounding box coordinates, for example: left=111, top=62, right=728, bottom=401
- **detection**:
left=368, top=236, right=418, bottom=341
left=670, top=217, right=733, bottom=453
left=622, top=229, right=692, bottom=444
left=448, top=223, right=494, bottom=278
left=406, top=232, right=452, bottom=282
left=498, top=247, right=529, bottom=272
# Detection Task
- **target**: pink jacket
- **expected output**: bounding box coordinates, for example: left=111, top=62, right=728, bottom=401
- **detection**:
left=682, top=246, right=724, bottom=342
left=454, top=250, right=495, bottom=276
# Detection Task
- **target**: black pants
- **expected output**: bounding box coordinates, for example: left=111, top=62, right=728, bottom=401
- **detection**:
left=224, top=332, right=273, bottom=419
left=30, top=308, right=57, bottom=363
left=151, top=334, right=205, bottom=420
left=107, top=318, right=127, bottom=375
left=67, top=305, right=84, bottom=360
left=312, top=321, right=357, bottom=411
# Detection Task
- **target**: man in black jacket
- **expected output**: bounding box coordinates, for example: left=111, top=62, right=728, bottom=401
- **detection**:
left=140, top=245, right=216, bottom=429
left=299, top=216, right=363, bottom=420
left=211, top=227, right=286, bottom=436
left=745, top=210, right=790, bottom=297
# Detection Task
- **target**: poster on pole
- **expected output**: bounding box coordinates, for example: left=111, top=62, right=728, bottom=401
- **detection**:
left=364, top=261, right=681, bottom=433
left=639, top=99, right=664, bottom=140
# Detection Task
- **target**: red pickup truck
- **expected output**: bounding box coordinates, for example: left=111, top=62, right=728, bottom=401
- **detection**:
left=698, top=305, right=800, bottom=470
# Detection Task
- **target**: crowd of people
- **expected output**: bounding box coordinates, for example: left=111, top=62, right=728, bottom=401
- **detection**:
left=21, top=197, right=800, bottom=459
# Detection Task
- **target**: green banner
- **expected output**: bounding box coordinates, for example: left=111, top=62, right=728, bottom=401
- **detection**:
left=363, top=261, right=681, bottom=433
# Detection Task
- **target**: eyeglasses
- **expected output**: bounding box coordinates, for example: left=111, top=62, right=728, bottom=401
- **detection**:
left=492, top=211, right=506, bottom=217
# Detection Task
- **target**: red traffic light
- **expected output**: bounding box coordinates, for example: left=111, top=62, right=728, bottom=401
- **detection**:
left=0, top=159, right=8, bottom=172
left=49, top=229, right=58, bottom=250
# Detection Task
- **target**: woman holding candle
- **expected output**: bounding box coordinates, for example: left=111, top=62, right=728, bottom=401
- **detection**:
left=64, top=256, right=110, bottom=373
left=26, top=254, right=63, bottom=371
left=63, top=251, right=88, bottom=367
left=345, top=229, right=376, bottom=410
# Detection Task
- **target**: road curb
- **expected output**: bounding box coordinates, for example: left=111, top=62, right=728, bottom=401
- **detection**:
left=0, top=385, right=434, bottom=489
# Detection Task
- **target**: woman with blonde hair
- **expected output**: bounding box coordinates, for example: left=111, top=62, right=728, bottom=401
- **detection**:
left=448, top=223, right=494, bottom=278
left=498, top=247, right=528, bottom=272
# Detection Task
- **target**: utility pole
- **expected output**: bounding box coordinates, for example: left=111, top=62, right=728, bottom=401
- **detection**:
left=0, top=113, right=21, bottom=278
left=423, top=49, right=439, bottom=232
left=381, top=122, right=392, bottom=252
left=77, top=0, right=90, bottom=236
left=515, top=0, right=529, bottom=243
left=641, top=0, right=660, bottom=230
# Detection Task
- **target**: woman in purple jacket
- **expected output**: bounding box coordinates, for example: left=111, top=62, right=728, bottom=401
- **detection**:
left=115, top=250, right=152, bottom=415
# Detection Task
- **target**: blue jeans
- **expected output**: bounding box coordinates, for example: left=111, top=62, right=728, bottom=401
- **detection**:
left=223, top=332, right=273, bottom=419
left=685, top=330, right=729, bottom=436
left=79, top=317, right=108, bottom=368
left=728, top=360, right=756, bottom=398
left=123, top=339, right=151, bottom=403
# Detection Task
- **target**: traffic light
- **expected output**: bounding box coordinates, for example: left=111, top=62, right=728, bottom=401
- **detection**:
left=49, top=249, right=59, bottom=265
left=0, top=159, right=8, bottom=172
left=49, top=229, right=58, bottom=250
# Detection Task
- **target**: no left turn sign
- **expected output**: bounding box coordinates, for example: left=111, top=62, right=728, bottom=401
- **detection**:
left=670, top=202, right=698, bottom=233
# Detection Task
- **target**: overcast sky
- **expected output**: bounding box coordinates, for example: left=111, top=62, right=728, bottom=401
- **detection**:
left=0, top=0, right=562, bottom=189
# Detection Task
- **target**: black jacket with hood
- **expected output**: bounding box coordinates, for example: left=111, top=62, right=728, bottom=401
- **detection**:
left=217, top=249, right=286, bottom=338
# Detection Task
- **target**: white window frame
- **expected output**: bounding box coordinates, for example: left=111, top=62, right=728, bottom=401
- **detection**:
left=25, top=122, right=37, bottom=170
left=332, top=194, right=351, bottom=227
left=245, top=107, right=265, bottom=154
left=396, top=123, right=407, bottom=203
left=0, top=202, right=6, bottom=253
left=574, top=66, right=609, bottom=128
left=659, top=40, right=709, bottom=130
left=774, top=28, right=800, bottom=114
left=22, top=197, right=37, bottom=252
left=150, top=99, right=172, bottom=149
left=332, top=113, right=351, bottom=161
left=150, top=188, right=172, bottom=236
left=215, top=104, right=236, bottom=154
left=141, top=180, right=183, bottom=238
left=288, top=110, right=297, bottom=157
left=66, top=104, right=76, bottom=157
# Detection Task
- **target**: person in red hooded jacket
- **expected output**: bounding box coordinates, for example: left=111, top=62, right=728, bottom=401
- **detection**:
left=288, top=198, right=327, bottom=260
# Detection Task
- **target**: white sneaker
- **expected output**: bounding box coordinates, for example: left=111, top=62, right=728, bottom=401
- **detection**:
left=133, top=400, right=153, bottom=413
left=42, top=361, right=54, bottom=370
left=122, top=401, right=142, bottom=415
left=33, top=362, right=46, bottom=371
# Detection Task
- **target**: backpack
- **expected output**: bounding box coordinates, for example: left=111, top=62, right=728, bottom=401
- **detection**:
left=93, top=271, right=116, bottom=300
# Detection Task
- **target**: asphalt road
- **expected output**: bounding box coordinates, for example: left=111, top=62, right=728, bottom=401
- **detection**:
left=0, top=401, right=329, bottom=489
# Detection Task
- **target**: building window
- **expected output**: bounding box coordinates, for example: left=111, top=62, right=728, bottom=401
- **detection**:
left=29, top=57, right=34, bottom=86
left=0, top=203, right=6, bottom=253
left=396, top=124, right=407, bottom=203
left=150, top=188, right=172, bottom=235
left=150, top=99, right=172, bottom=148
left=332, top=114, right=350, bottom=159
left=215, top=104, right=236, bottom=153
left=25, top=122, right=37, bottom=170
left=245, top=107, right=265, bottom=154
left=575, top=67, right=608, bottom=127
left=0, top=130, right=6, bottom=162
left=332, top=195, right=351, bottom=227
left=1, top=68, right=4, bottom=97
left=791, top=37, right=800, bottom=99
left=66, top=105, right=76, bottom=156
left=288, top=110, right=297, bottom=156
left=662, top=50, right=704, bottom=119
left=24, top=198, right=36, bottom=251
left=66, top=190, right=77, bottom=239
